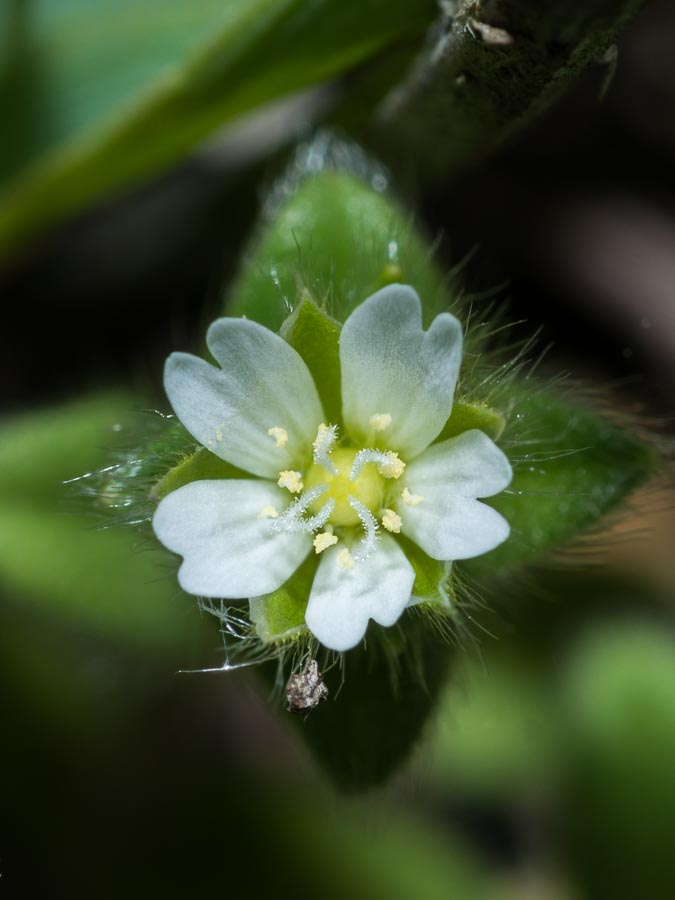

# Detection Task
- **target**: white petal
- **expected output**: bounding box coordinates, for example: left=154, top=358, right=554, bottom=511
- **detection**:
left=401, top=496, right=509, bottom=561
left=165, top=318, right=324, bottom=478
left=399, top=430, right=512, bottom=561
left=305, top=536, right=415, bottom=651
left=153, top=480, right=311, bottom=598
left=404, top=430, right=513, bottom=497
left=340, top=284, right=462, bottom=459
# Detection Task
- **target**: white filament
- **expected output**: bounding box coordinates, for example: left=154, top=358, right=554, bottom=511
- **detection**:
left=312, top=423, right=339, bottom=475
left=273, top=485, right=334, bottom=534
left=348, top=496, right=379, bottom=563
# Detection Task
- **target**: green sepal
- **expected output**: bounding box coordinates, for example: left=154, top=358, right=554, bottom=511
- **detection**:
left=396, top=533, right=452, bottom=606
left=249, top=553, right=319, bottom=643
left=466, top=386, right=659, bottom=575
left=437, top=400, right=506, bottom=442
left=225, top=170, right=452, bottom=331
left=150, top=447, right=247, bottom=501
left=280, top=292, right=342, bottom=424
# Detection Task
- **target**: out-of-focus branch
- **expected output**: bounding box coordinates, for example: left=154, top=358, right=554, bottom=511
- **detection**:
left=376, top=0, right=646, bottom=176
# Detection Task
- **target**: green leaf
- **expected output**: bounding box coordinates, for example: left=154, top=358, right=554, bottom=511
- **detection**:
left=465, top=387, right=658, bottom=575
left=0, top=0, right=436, bottom=258
left=280, top=292, right=343, bottom=423
left=281, top=614, right=455, bottom=790
left=226, top=170, right=453, bottom=330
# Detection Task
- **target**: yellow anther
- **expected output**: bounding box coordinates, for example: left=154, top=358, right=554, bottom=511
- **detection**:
left=257, top=505, right=279, bottom=519
left=313, top=532, right=338, bottom=554
left=402, top=487, right=425, bottom=506
left=369, top=412, right=392, bottom=432
left=277, top=470, right=304, bottom=493
left=337, top=549, right=354, bottom=571
left=215, top=429, right=224, bottom=442
left=381, top=509, right=402, bottom=534
left=377, top=451, right=405, bottom=479
left=268, top=426, right=288, bottom=448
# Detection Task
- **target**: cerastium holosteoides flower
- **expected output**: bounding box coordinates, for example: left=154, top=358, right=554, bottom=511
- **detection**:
left=90, top=151, right=658, bottom=786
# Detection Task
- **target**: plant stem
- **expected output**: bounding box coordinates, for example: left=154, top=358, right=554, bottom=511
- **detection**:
left=375, top=0, right=647, bottom=176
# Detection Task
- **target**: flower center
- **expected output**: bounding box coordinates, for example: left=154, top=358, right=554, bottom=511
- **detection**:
left=305, top=447, right=383, bottom=526
left=270, top=422, right=407, bottom=562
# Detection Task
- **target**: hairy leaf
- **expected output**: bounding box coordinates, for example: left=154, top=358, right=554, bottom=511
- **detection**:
left=466, top=387, right=658, bottom=575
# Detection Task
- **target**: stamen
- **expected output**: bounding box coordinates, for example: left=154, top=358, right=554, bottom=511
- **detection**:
left=313, top=531, right=338, bottom=554
left=312, top=423, right=339, bottom=475
left=273, top=485, right=334, bottom=534
left=277, top=470, right=304, bottom=493
left=351, top=449, right=405, bottom=481
left=369, top=412, right=392, bottom=432
left=378, top=451, right=405, bottom=478
left=257, top=505, right=279, bottom=519
left=338, top=549, right=354, bottom=571
left=402, top=487, right=425, bottom=506
left=381, top=509, right=402, bottom=533
left=215, top=428, right=224, bottom=442
left=348, top=496, right=379, bottom=563
left=268, top=426, right=288, bottom=448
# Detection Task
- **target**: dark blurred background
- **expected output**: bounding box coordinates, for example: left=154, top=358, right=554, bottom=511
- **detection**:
left=1, top=1, right=674, bottom=898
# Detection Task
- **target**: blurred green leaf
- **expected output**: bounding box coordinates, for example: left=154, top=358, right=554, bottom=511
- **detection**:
left=275, top=785, right=490, bottom=900
left=0, top=0, right=436, bottom=258
left=0, top=610, right=124, bottom=733
left=0, top=394, right=208, bottom=653
left=561, top=624, right=675, bottom=900
left=0, top=505, right=201, bottom=652
left=429, top=652, right=559, bottom=798
left=0, top=389, right=130, bottom=502
left=466, top=388, right=658, bottom=574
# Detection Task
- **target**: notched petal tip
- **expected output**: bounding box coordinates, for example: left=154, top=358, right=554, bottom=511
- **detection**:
left=161, top=317, right=325, bottom=479
left=153, top=479, right=312, bottom=599
left=305, top=536, right=415, bottom=651
left=340, top=283, right=464, bottom=459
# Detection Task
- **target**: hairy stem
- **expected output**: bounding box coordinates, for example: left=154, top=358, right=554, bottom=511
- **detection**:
left=375, top=0, right=647, bottom=176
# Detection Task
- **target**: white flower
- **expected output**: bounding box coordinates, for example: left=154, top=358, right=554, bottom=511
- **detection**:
left=152, top=285, right=512, bottom=651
